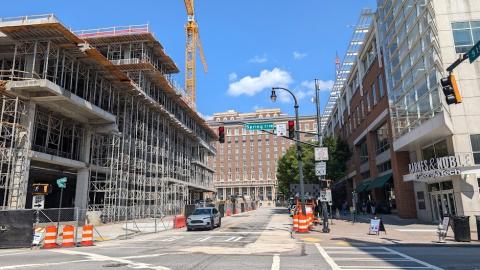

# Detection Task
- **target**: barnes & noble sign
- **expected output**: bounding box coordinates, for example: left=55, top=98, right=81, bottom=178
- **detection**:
left=408, top=154, right=473, bottom=180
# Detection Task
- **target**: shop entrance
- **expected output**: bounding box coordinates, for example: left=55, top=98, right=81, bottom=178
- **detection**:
left=429, top=188, right=456, bottom=223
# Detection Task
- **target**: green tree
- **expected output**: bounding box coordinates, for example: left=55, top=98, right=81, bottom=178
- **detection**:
left=276, top=136, right=350, bottom=196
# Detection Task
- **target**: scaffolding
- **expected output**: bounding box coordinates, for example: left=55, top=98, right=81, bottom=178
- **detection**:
left=0, top=14, right=216, bottom=221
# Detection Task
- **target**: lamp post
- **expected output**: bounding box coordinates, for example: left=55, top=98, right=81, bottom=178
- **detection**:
left=271, top=87, right=306, bottom=215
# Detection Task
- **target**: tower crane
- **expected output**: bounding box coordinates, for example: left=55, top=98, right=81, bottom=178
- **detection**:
left=184, top=0, right=207, bottom=110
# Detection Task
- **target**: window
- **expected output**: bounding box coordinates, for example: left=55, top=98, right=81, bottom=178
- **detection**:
left=452, top=21, right=480, bottom=53
left=377, top=161, right=392, bottom=173
left=470, top=134, right=480, bottom=164
left=361, top=171, right=370, bottom=179
left=378, top=75, right=384, bottom=98
left=359, top=140, right=368, bottom=164
left=375, top=122, right=390, bottom=154
left=372, top=82, right=377, bottom=105
left=422, top=140, right=449, bottom=160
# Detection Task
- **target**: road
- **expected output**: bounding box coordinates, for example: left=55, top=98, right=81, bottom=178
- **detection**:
left=0, top=207, right=479, bottom=270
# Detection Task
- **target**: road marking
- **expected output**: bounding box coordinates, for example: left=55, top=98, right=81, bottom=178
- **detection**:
left=225, top=237, right=236, bottom=242
left=232, top=236, right=243, bottom=242
left=51, top=249, right=172, bottom=270
left=271, top=254, right=280, bottom=270
left=382, top=247, right=444, bottom=270
left=315, top=243, right=341, bottom=270
left=198, top=236, right=212, bottom=242
left=160, top=236, right=183, bottom=242
left=0, top=260, right=90, bottom=269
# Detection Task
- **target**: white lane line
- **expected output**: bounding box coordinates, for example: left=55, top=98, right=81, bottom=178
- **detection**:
left=51, top=249, right=171, bottom=270
left=232, top=236, right=243, bottom=242
left=0, top=252, right=33, bottom=257
left=271, top=254, right=280, bottom=270
left=121, top=252, right=190, bottom=259
left=381, top=247, right=444, bottom=270
left=0, top=260, right=91, bottom=270
left=198, top=236, right=212, bottom=242
left=315, top=243, right=341, bottom=270
left=224, top=237, right=237, bottom=242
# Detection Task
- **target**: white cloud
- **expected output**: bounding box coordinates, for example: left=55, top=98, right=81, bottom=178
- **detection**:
left=198, top=112, right=213, bottom=121
left=248, top=54, right=268, bottom=63
left=300, top=79, right=334, bottom=91
left=293, top=51, right=307, bottom=60
left=253, top=105, right=263, bottom=111
left=227, top=68, right=293, bottom=97
left=228, top=72, right=238, bottom=81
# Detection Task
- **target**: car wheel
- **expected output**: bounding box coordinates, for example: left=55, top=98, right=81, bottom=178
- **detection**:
left=187, top=227, right=192, bottom=231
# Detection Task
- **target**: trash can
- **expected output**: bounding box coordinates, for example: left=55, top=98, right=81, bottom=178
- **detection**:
left=476, top=215, right=480, bottom=241
left=452, top=216, right=471, bottom=242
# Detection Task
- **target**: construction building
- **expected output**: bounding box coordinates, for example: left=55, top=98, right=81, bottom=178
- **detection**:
left=0, top=14, right=216, bottom=222
left=208, top=109, right=317, bottom=203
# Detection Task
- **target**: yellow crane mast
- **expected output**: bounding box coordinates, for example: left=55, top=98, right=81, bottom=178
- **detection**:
left=184, top=0, right=207, bottom=110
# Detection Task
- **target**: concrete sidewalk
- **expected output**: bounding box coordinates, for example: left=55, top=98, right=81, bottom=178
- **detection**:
left=294, top=214, right=480, bottom=246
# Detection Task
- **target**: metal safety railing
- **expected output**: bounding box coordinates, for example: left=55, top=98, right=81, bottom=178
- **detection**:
left=0, top=14, right=60, bottom=24
left=74, top=24, right=150, bottom=39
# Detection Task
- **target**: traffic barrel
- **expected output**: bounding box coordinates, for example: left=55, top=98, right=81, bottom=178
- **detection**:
left=297, top=214, right=309, bottom=233
left=61, top=225, right=75, bottom=248
left=43, top=226, right=57, bottom=249
left=80, top=225, right=94, bottom=246
left=293, top=215, right=299, bottom=232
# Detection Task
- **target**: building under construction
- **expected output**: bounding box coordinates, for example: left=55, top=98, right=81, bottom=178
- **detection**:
left=0, top=14, right=216, bottom=222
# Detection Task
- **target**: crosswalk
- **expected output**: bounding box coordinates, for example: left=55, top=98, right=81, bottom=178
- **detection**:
left=149, top=235, right=248, bottom=244
left=315, top=245, right=443, bottom=270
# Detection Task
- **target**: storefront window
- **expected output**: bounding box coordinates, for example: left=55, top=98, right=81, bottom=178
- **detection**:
left=422, top=140, right=448, bottom=160
left=470, top=134, right=480, bottom=164
left=359, top=140, right=369, bottom=164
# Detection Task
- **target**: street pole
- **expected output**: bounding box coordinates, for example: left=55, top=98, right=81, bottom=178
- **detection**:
left=314, top=79, right=322, bottom=144
left=271, top=87, right=306, bottom=215
left=56, top=187, right=64, bottom=235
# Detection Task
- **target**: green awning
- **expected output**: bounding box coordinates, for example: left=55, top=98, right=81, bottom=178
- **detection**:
left=355, top=180, right=371, bottom=193
left=367, top=173, right=393, bottom=190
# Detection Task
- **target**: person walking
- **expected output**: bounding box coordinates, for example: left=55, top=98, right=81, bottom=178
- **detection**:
left=370, top=199, right=376, bottom=216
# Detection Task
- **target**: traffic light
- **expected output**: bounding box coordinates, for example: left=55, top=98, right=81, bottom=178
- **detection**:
left=288, top=120, right=295, bottom=139
left=440, top=74, right=462, bottom=105
left=218, top=126, right=225, bottom=143
left=32, top=183, right=50, bottom=195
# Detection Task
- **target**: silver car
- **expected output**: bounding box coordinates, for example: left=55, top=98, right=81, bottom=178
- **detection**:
left=186, top=207, right=221, bottom=231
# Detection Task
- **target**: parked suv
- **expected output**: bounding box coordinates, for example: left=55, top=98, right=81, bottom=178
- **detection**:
left=186, top=207, right=221, bottom=231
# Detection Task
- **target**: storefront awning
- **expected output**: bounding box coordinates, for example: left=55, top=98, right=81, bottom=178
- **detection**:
left=355, top=180, right=371, bottom=193
left=367, top=173, right=392, bottom=190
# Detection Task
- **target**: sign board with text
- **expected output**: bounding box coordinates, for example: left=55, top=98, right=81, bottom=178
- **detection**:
left=314, top=147, right=329, bottom=161
left=315, top=161, right=326, bottom=176
left=468, top=40, right=480, bottom=63
left=32, top=195, right=44, bottom=210
left=245, top=123, right=274, bottom=131
left=319, top=189, right=332, bottom=203
left=276, top=123, right=286, bottom=137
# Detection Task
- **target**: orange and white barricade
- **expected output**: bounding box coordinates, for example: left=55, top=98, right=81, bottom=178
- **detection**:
left=43, top=226, right=57, bottom=249
left=293, top=215, right=299, bottom=232
left=80, top=224, right=94, bottom=246
left=61, top=225, right=75, bottom=248
left=297, top=214, right=309, bottom=233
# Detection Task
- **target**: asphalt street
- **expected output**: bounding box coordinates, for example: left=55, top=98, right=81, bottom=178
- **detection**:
left=0, top=207, right=479, bottom=270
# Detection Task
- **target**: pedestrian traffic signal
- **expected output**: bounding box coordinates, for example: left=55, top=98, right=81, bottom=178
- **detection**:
left=440, top=74, right=462, bottom=105
left=32, top=183, right=50, bottom=195
left=218, top=126, right=225, bottom=143
left=288, top=120, right=295, bottom=139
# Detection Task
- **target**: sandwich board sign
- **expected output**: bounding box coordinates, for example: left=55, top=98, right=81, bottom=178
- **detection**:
left=369, top=218, right=386, bottom=235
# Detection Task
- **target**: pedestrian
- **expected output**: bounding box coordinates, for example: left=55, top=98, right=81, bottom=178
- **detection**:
left=362, top=201, right=367, bottom=214
left=370, top=199, right=376, bottom=216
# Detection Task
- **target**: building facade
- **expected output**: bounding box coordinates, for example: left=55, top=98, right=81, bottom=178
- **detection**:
left=208, top=109, right=317, bottom=203
left=376, top=0, right=480, bottom=226
left=0, top=15, right=216, bottom=222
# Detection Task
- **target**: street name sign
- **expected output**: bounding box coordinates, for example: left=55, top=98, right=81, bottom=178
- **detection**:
left=245, top=123, right=274, bottom=131
left=468, top=40, right=480, bottom=63
left=32, top=195, right=45, bottom=210
left=315, top=162, right=326, bottom=176
left=314, top=147, right=329, bottom=161
left=276, top=123, right=286, bottom=136
left=56, top=177, right=67, bottom=188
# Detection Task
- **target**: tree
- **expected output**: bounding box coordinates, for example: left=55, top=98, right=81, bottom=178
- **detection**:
left=276, top=136, right=350, bottom=197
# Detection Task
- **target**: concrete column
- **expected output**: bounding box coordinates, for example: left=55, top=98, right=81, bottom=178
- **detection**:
left=223, top=188, right=226, bottom=200
left=75, top=128, right=92, bottom=223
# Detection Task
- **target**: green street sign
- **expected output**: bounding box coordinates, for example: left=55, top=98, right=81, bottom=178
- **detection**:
left=468, top=40, right=480, bottom=63
left=245, top=122, right=275, bottom=131
left=56, top=177, right=67, bottom=189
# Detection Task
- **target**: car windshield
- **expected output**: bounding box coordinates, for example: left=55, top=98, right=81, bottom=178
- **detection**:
left=193, top=208, right=211, bottom=215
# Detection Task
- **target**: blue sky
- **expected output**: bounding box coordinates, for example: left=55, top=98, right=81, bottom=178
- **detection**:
left=3, top=0, right=376, bottom=118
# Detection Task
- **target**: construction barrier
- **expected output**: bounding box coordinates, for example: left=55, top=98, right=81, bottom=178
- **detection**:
left=297, top=214, right=309, bottom=233
left=80, top=225, right=94, bottom=246
left=293, top=215, right=299, bottom=232
left=43, top=226, right=57, bottom=249
left=174, top=215, right=186, bottom=228
left=61, top=225, right=75, bottom=248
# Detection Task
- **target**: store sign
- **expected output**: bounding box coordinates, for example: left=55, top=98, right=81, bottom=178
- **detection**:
left=408, top=154, right=473, bottom=180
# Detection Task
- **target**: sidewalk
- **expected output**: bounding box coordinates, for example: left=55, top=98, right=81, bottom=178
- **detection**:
left=294, top=214, right=480, bottom=246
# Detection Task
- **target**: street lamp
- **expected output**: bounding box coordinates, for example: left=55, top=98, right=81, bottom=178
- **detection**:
left=271, top=87, right=306, bottom=215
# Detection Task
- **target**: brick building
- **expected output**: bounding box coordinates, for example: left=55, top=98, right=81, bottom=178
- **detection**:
left=208, top=109, right=317, bottom=203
